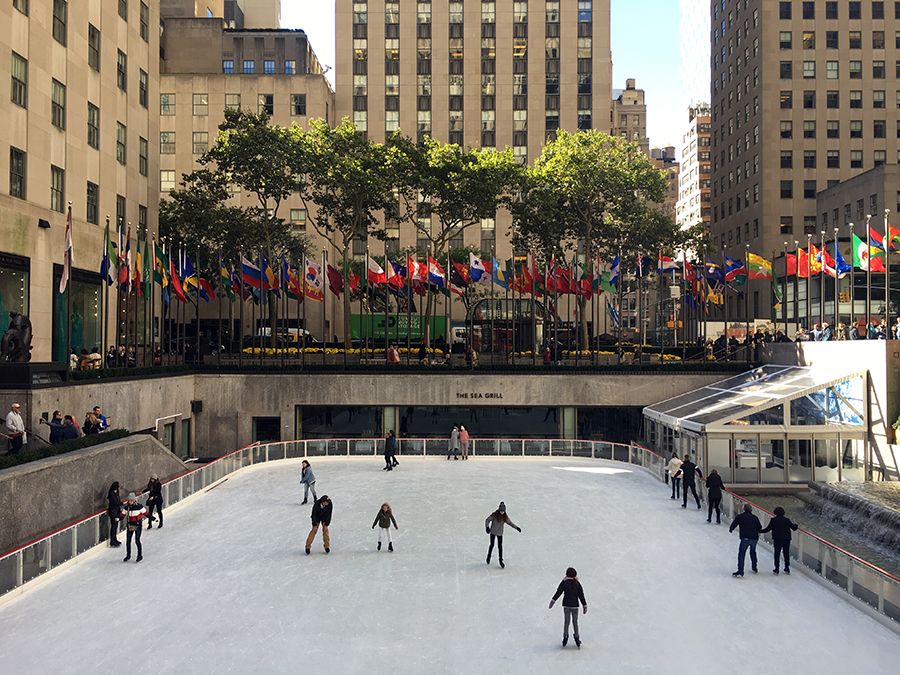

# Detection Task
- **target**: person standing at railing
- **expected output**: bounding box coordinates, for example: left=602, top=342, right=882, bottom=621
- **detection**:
left=705, top=469, right=724, bottom=524
left=145, top=474, right=163, bottom=529
left=485, top=502, right=521, bottom=569
left=549, top=567, right=587, bottom=649
left=759, top=506, right=799, bottom=575
left=447, top=425, right=459, bottom=460
left=305, top=495, right=333, bottom=555
left=121, top=492, right=147, bottom=563
left=107, top=481, right=123, bottom=547
left=667, top=452, right=682, bottom=500
left=5, top=403, right=26, bottom=455
left=459, top=425, right=469, bottom=460
left=371, top=502, right=398, bottom=551
left=680, top=454, right=702, bottom=510
left=729, top=503, right=762, bottom=577
left=300, top=460, right=317, bottom=503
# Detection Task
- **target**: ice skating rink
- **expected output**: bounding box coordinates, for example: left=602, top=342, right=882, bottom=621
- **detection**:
left=2, top=457, right=900, bottom=675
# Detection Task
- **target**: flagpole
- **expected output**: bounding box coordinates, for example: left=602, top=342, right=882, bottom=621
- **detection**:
left=490, top=245, right=495, bottom=366
left=384, top=242, right=390, bottom=358
left=64, top=203, right=72, bottom=365
left=848, top=225, right=856, bottom=327
left=806, top=233, right=812, bottom=332
left=721, top=250, right=729, bottom=359
left=782, top=241, right=789, bottom=335
left=238, top=249, right=244, bottom=369
left=446, top=248, right=451, bottom=365
left=552, top=248, right=558, bottom=363
left=885, top=208, right=891, bottom=329
left=617, top=246, right=623, bottom=365
left=149, top=233, right=155, bottom=365
left=405, top=253, right=411, bottom=365
left=745, top=244, right=751, bottom=363
left=866, top=214, right=872, bottom=332
left=819, top=229, right=826, bottom=328
left=793, top=240, right=800, bottom=336
left=772, top=249, right=779, bottom=336
left=104, top=217, right=111, bottom=368
left=833, top=227, right=840, bottom=330
left=320, top=249, right=326, bottom=365
left=680, top=254, right=686, bottom=362
left=510, top=256, right=516, bottom=364
left=302, top=253, right=307, bottom=368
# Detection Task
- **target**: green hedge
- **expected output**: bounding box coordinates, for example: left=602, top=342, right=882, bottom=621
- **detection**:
left=70, top=365, right=194, bottom=381
left=0, top=428, right=131, bottom=471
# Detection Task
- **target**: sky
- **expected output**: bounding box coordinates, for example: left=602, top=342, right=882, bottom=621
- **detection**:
left=284, top=0, right=683, bottom=148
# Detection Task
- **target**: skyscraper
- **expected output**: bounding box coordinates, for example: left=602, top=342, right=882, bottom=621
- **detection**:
left=680, top=0, right=712, bottom=110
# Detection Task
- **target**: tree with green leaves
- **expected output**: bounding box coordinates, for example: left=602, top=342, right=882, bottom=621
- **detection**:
left=291, top=118, right=396, bottom=350
left=514, top=130, right=677, bottom=347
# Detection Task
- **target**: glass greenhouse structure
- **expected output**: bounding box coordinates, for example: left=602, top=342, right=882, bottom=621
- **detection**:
left=642, top=365, right=869, bottom=484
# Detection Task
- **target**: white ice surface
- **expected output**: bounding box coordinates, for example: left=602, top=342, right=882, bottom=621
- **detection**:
left=2, top=457, right=900, bottom=675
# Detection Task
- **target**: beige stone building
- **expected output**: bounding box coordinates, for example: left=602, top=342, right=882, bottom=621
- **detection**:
left=711, top=0, right=900, bottom=321
left=675, top=104, right=711, bottom=233
left=610, top=78, right=649, bottom=157
left=0, top=0, right=160, bottom=362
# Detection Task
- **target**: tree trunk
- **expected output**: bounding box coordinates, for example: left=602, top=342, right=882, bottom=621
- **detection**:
left=579, top=295, right=589, bottom=351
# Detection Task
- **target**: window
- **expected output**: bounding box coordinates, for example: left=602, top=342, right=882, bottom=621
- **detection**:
left=781, top=120, right=792, bottom=138
left=88, top=24, right=100, bottom=71
left=803, top=61, right=815, bottom=78
left=803, top=90, right=815, bottom=108
left=117, top=50, right=127, bottom=91
left=116, top=194, right=125, bottom=226
left=137, top=136, right=147, bottom=176
left=874, top=1, right=885, bottom=19
left=9, top=147, right=25, bottom=200
left=804, top=120, right=816, bottom=138
left=264, top=60, right=275, bottom=74
left=827, top=90, right=839, bottom=108
left=802, top=1, right=815, bottom=18
left=827, top=150, right=840, bottom=168
left=11, top=52, right=27, bottom=108
left=803, top=31, right=815, bottom=49
left=826, top=61, right=838, bottom=79
left=292, top=94, right=307, bottom=116
left=804, top=150, right=816, bottom=168
left=223, top=60, right=234, bottom=74
left=780, top=32, right=792, bottom=49
left=285, top=60, right=296, bottom=74
left=850, top=90, right=863, bottom=108
left=226, top=94, right=241, bottom=110
left=193, top=93, right=208, bottom=116
left=780, top=2, right=792, bottom=19
left=781, top=217, right=794, bottom=235
left=118, top=0, right=127, bottom=20
left=875, top=90, right=886, bottom=108
left=825, top=2, right=838, bottom=19
left=874, top=31, right=886, bottom=49
left=50, top=165, right=65, bottom=213
left=258, top=94, right=273, bottom=115
left=86, top=182, right=99, bottom=224
left=290, top=209, right=307, bottom=231
left=139, top=70, right=148, bottom=108
left=781, top=150, right=793, bottom=168
left=781, top=91, right=792, bottom=108
left=87, top=103, right=100, bottom=149
left=386, top=110, right=400, bottom=133
left=140, top=2, right=149, bottom=41
left=192, top=132, right=208, bottom=155
left=849, top=31, right=862, bottom=49
left=874, top=61, right=886, bottom=79
left=160, top=170, right=176, bottom=193
left=875, top=150, right=887, bottom=166
left=139, top=205, right=147, bottom=236
left=243, top=60, right=255, bottom=74
left=850, top=61, right=862, bottom=79
left=851, top=120, right=863, bottom=138
left=53, top=0, right=67, bottom=46
left=160, top=131, right=175, bottom=154
left=116, top=122, right=126, bottom=164
left=160, top=93, right=174, bottom=115
left=826, top=32, right=838, bottom=49
left=851, top=150, right=863, bottom=168
left=827, top=120, right=839, bottom=137
left=780, top=61, right=792, bottom=79
left=849, top=2, right=861, bottom=19
left=781, top=181, right=793, bottom=199
left=51, top=79, right=65, bottom=129
left=875, top=120, right=887, bottom=138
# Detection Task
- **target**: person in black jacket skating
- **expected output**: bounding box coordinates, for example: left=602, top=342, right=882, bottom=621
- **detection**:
left=729, top=503, right=762, bottom=577
left=145, top=474, right=163, bottom=528
left=121, top=493, right=147, bottom=562
left=705, top=469, right=725, bottom=523
left=549, top=567, right=588, bottom=648
left=760, top=506, right=799, bottom=574
left=107, top=481, right=123, bottom=547
left=306, top=495, right=333, bottom=554
left=680, top=454, right=703, bottom=509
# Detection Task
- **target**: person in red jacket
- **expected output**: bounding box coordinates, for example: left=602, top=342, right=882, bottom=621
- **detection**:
left=120, top=493, right=148, bottom=563
left=549, top=567, right=588, bottom=648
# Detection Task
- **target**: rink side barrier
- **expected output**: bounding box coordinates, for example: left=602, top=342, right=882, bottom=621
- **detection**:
left=1, top=438, right=899, bottom=631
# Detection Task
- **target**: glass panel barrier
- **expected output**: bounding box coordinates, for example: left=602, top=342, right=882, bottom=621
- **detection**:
left=524, top=440, right=550, bottom=456
left=307, top=440, right=328, bottom=456
left=400, top=439, right=424, bottom=455
left=573, top=441, right=592, bottom=458
left=884, top=574, right=900, bottom=623
left=425, top=439, right=446, bottom=456
left=351, top=439, right=376, bottom=455
left=596, top=443, right=612, bottom=460
left=269, top=443, right=286, bottom=462
left=815, top=438, right=840, bottom=482
left=252, top=445, right=267, bottom=464
left=500, top=440, right=522, bottom=456
left=76, top=521, right=96, bottom=555
left=50, top=530, right=74, bottom=567
left=0, top=553, right=18, bottom=595
left=21, top=541, right=48, bottom=584
left=472, top=439, right=497, bottom=456
left=850, top=560, right=882, bottom=610
left=612, top=444, right=629, bottom=463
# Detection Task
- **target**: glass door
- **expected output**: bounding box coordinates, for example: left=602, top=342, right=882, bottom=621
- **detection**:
left=734, top=435, right=760, bottom=483
left=707, top=436, right=732, bottom=483
left=759, top=434, right=786, bottom=483
left=788, top=438, right=813, bottom=483
left=814, top=437, right=839, bottom=482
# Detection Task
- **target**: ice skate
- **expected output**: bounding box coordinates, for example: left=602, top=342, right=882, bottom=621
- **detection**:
left=574, top=637, right=581, bottom=649
left=562, top=637, right=568, bottom=647
left=378, top=541, right=381, bottom=551
left=388, top=542, right=393, bottom=552
left=136, top=555, right=143, bottom=562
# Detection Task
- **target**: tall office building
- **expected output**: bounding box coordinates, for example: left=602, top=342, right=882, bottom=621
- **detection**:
left=335, top=0, right=612, bottom=258
left=675, top=105, right=711, bottom=233
left=610, top=78, right=650, bottom=157
left=680, top=0, right=711, bottom=110
left=711, top=0, right=900, bottom=320
left=0, top=1, right=160, bottom=361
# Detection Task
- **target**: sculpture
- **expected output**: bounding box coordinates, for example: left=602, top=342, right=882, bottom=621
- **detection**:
left=0, top=311, right=33, bottom=362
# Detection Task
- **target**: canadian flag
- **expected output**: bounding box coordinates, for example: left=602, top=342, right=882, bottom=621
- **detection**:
left=366, top=256, right=386, bottom=284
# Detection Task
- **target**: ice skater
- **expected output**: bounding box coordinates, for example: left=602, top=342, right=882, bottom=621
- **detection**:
left=107, top=481, right=122, bottom=547
left=680, top=454, right=702, bottom=509
left=729, top=503, right=762, bottom=577
left=383, top=431, right=398, bottom=471
left=300, top=460, right=317, bottom=504
left=549, top=567, right=587, bottom=648
left=459, top=425, right=469, bottom=460
left=371, top=502, right=398, bottom=551
left=145, top=473, right=163, bottom=528
left=760, top=506, right=799, bottom=574
left=485, top=501, right=521, bottom=568
left=705, top=469, right=724, bottom=523
left=305, top=495, right=333, bottom=555
left=667, top=451, right=682, bottom=500
left=120, top=492, right=147, bottom=563
left=447, top=425, right=459, bottom=460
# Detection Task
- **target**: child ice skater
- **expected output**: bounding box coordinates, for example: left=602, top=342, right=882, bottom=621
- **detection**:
left=549, top=567, right=588, bottom=648
left=371, top=502, right=399, bottom=551
left=485, top=501, right=521, bottom=568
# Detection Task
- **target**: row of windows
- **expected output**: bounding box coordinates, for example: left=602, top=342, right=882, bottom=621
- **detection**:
left=780, top=89, right=894, bottom=107
left=350, top=1, right=588, bottom=26
left=780, top=29, right=900, bottom=50
left=222, top=59, right=297, bottom=75
left=780, top=59, right=896, bottom=79
left=716, top=220, right=761, bottom=250
left=20, top=1, right=150, bottom=48
left=352, top=38, right=589, bottom=62
left=779, top=1, right=889, bottom=21
left=8, top=146, right=147, bottom=225
left=159, top=93, right=308, bottom=117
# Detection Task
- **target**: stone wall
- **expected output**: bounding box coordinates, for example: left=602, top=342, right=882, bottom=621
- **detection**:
left=0, top=435, right=186, bottom=555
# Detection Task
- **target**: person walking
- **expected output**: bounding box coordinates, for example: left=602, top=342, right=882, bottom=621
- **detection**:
left=705, top=469, right=725, bottom=524
left=300, top=460, right=317, bottom=504
left=485, top=501, right=521, bottom=569
left=383, top=431, right=398, bottom=471
left=371, top=502, right=399, bottom=551
left=5, top=403, right=26, bottom=455
left=107, top=481, right=123, bottom=547
left=729, top=503, right=763, bottom=577
left=447, top=425, right=460, bottom=460
left=680, top=454, right=703, bottom=509
left=121, top=492, right=147, bottom=563
left=305, top=495, right=333, bottom=555
left=83, top=411, right=102, bottom=435
left=549, top=567, right=587, bottom=648
left=667, top=451, right=683, bottom=500
left=145, top=474, right=163, bottom=529
left=458, top=425, right=470, bottom=460
left=760, top=506, right=799, bottom=574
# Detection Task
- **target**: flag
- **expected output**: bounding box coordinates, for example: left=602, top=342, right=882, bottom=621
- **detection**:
left=606, top=298, right=619, bottom=329
left=427, top=256, right=445, bottom=287
left=786, top=253, right=798, bottom=277
left=407, top=255, right=428, bottom=282
left=198, top=276, right=215, bottom=302
left=705, top=258, right=725, bottom=284
left=809, top=244, right=823, bottom=275
left=169, top=256, right=188, bottom=303
left=823, top=247, right=851, bottom=279
left=100, top=221, right=116, bottom=286
left=220, top=254, right=236, bottom=301
left=724, top=254, right=747, bottom=285
left=348, top=268, right=361, bottom=294
left=182, top=251, right=198, bottom=290
left=853, top=233, right=887, bottom=272
left=684, top=261, right=698, bottom=282
left=385, top=259, right=404, bottom=288
left=658, top=252, right=679, bottom=274
left=282, top=256, right=302, bottom=299
left=117, top=227, right=128, bottom=286
left=870, top=227, right=895, bottom=252
left=797, top=248, right=810, bottom=278
left=610, top=255, right=620, bottom=286
left=326, top=263, right=344, bottom=296
left=574, top=262, right=593, bottom=299
left=747, top=253, right=782, bottom=301
left=154, top=241, right=170, bottom=305
left=492, top=256, right=511, bottom=290
left=260, top=253, right=279, bottom=295
left=142, top=237, right=151, bottom=297
left=58, top=207, right=72, bottom=293
left=232, top=269, right=247, bottom=300
left=366, top=256, right=386, bottom=284
left=133, top=238, right=143, bottom=296
left=469, top=253, right=487, bottom=283
left=305, top=257, right=325, bottom=302
left=636, top=255, right=652, bottom=278
left=241, top=257, right=262, bottom=289
left=122, top=229, right=133, bottom=293
left=554, top=266, right=572, bottom=294
left=450, top=261, right=469, bottom=295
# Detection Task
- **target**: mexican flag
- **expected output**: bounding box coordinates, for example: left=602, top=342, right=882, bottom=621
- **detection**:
left=852, top=233, right=887, bottom=272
